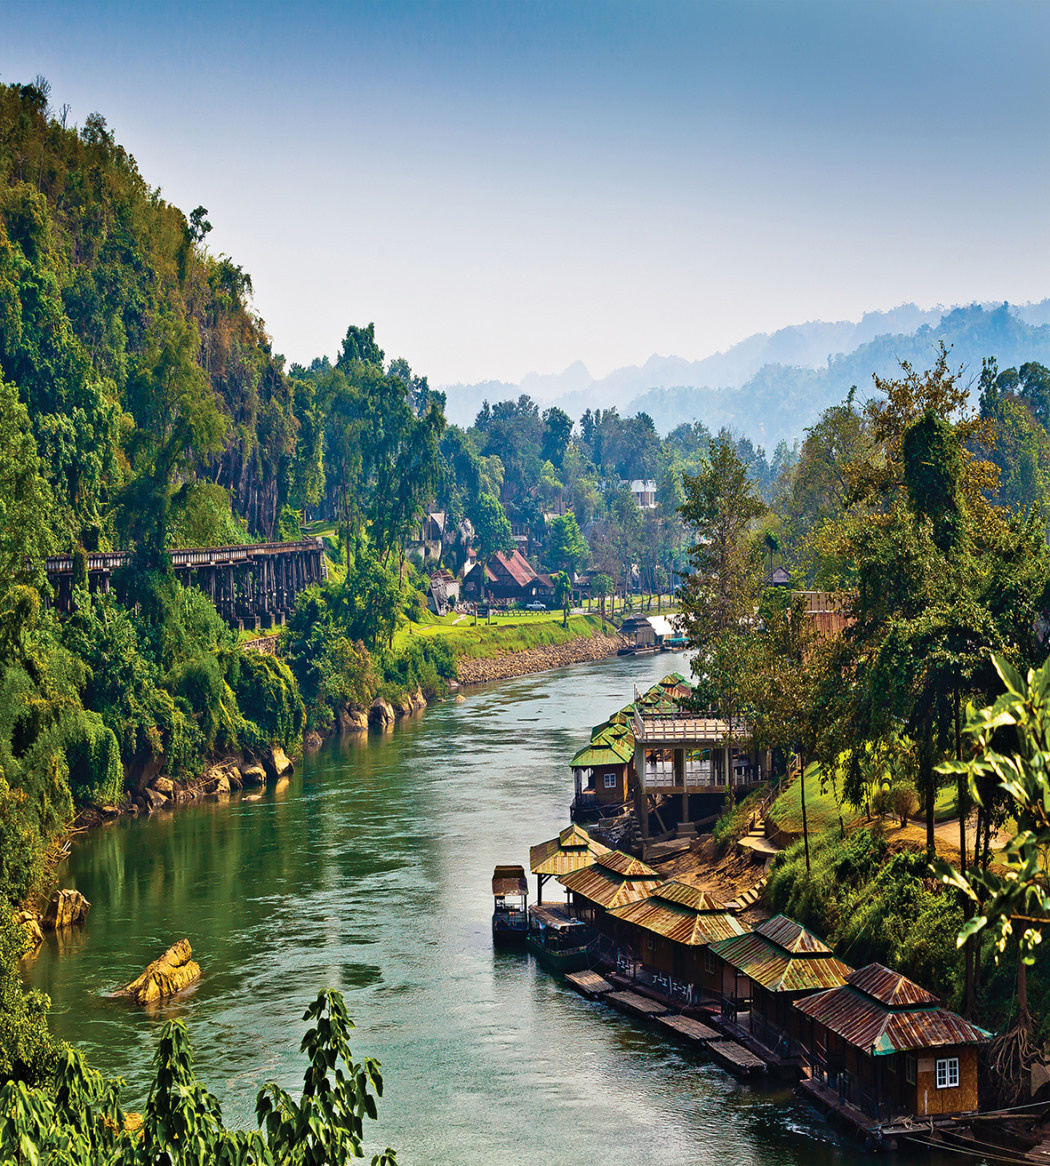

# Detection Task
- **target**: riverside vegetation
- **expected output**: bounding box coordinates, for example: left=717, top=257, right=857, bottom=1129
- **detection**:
left=4, top=73, right=1050, bottom=1150
left=685, top=352, right=1050, bottom=1102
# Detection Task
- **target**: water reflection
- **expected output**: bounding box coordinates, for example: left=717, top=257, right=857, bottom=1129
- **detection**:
left=29, top=654, right=966, bottom=1165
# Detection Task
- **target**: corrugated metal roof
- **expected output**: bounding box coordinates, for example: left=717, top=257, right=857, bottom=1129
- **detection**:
left=652, top=881, right=727, bottom=912
left=529, top=825, right=610, bottom=875
left=794, top=981, right=991, bottom=1055
left=558, top=863, right=662, bottom=910
left=569, top=738, right=633, bottom=768
left=608, top=881, right=747, bottom=946
left=755, top=914, right=835, bottom=955
left=595, top=851, right=659, bottom=878
left=848, top=963, right=939, bottom=1008
left=709, top=930, right=851, bottom=993
left=529, top=904, right=580, bottom=930
left=492, top=865, right=528, bottom=896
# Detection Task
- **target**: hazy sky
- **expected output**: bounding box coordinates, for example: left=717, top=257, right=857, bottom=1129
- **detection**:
left=2, top=0, right=1048, bottom=384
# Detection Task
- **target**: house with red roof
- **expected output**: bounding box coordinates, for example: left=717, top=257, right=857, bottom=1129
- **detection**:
left=461, top=549, right=553, bottom=603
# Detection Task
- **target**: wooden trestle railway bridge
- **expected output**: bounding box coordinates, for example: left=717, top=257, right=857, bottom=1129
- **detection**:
left=45, top=539, right=327, bottom=630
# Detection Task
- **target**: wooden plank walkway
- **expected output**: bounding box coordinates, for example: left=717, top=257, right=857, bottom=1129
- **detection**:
left=706, top=1038, right=768, bottom=1077
left=606, top=990, right=668, bottom=1019
left=565, top=970, right=613, bottom=998
left=658, top=1014, right=719, bottom=1044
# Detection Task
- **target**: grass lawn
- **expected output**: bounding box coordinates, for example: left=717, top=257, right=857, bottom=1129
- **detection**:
left=395, top=611, right=611, bottom=657
left=768, top=772, right=957, bottom=835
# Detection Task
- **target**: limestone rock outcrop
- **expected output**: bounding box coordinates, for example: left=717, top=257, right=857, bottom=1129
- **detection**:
left=15, top=910, right=43, bottom=953
left=204, top=771, right=231, bottom=795
left=42, top=889, right=90, bottom=930
left=265, top=745, right=294, bottom=778
left=118, top=939, right=201, bottom=1004
left=239, top=763, right=267, bottom=787
left=368, top=697, right=395, bottom=728
left=338, top=708, right=368, bottom=733
left=150, top=776, right=175, bottom=796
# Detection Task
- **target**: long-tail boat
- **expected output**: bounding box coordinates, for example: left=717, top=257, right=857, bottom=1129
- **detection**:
left=526, top=903, right=595, bottom=973
left=491, top=865, right=529, bottom=946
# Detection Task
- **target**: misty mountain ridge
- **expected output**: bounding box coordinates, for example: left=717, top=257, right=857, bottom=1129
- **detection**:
left=439, top=299, right=1050, bottom=449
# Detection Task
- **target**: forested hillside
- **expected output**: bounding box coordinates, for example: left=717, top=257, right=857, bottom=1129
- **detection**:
left=443, top=301, right=1050, bottom=447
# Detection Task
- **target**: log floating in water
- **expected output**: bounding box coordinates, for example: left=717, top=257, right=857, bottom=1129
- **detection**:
left=118, top=939, right=201, bottom=1004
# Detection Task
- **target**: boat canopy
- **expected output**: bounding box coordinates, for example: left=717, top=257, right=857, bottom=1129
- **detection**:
left=492, top=865, right=528, bottom=896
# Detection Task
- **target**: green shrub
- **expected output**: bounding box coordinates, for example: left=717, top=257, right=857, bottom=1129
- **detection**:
left=59, top=709, right=123, bottom=807
left=231, top=651, right=304, bottom=747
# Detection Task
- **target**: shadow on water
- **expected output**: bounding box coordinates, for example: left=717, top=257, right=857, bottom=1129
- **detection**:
left=27, top=653, right=972, bottom=1165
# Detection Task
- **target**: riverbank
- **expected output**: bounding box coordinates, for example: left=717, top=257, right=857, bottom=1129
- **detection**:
left=455, top=626, right=624, bottom=684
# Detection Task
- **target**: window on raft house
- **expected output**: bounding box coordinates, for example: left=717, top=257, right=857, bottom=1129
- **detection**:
left=604, top=773, right=617, bottom=789
left=936, top=1058, right=960, bottom=1089
left=905, top=1055, right=917, bottom=1085
left=704, top=950, right=714, bottom=975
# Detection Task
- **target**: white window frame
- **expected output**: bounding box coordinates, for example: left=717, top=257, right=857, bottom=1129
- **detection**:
left=936, top=1057, right=960, bottom=1089
left=604, top=773, right=617, bottom=789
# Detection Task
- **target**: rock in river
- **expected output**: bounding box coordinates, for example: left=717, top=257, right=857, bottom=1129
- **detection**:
left=118, top=938, right=201, bottom=1004
left=42, top=889, right=90, bottom=930
left=264, top=745, right=294, bottom=778
left=239, top=763, right=267, bottom=787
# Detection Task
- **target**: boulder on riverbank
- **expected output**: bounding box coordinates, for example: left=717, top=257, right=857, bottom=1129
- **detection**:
left=264, top=745, right=294, bottom=779
left=15, top=910, right=43, bottom=954
left=239, top=763, right=267, bottom=787
left=42, top=889, right=90, bottom=930
left=369, top=697, right=395, bottom=728
left=338, top=707, right=369, bottom=733
left=409, top=687, right=427, bottom=712
left=118, top=939, right=200, bottom=1005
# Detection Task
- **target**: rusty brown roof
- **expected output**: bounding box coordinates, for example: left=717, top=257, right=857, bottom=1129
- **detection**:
left=651, top=881, right=727, bottom=912
left=794, top=966, right=991, bottom=1056
left=847, top=963, right=938, bottom=1007
left=529, top=824, right=610, bottom=876
left=558, top=863, right=662, bottom=910
left=607, top=881, right=747, bottom=946
left=492, top=865, right=528, bottom=896
left=754, top=914, right=835, bottom=956
left=596, top=851, right=660, bottom=878
left=708, top=930, right=851, bottom=994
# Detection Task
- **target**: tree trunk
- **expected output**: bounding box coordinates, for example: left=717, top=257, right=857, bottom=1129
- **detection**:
left=957, top=687, right=975, bottom=1018
left=800, top=750, right=811, bottom=874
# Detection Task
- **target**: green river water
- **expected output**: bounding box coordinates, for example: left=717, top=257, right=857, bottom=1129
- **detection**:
left=28, top=652, right=964, bottom=1165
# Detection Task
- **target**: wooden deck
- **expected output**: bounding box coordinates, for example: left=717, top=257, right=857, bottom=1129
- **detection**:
left=606, top=990, right=668, bottom=1019
left=707, top=1038, right=768, bottom=1077
left=658, top=1014, right=719, bottom=1044
left=564, top=970, right=613, bottom=998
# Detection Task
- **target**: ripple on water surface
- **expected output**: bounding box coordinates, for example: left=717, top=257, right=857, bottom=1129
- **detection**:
left=29, top=654, right=958, bottom=1166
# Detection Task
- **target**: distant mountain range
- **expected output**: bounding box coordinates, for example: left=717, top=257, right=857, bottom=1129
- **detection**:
left=439, top=300, right=1050, bottom=449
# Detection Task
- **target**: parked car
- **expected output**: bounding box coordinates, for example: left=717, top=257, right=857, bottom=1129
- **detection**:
left=525, top=601, right=546, bottom=610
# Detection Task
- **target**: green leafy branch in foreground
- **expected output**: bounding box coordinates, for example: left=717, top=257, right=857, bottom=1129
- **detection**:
left=0, top=990, right=396, bottom=1166
left=935, top=653, right=1050, bottom=965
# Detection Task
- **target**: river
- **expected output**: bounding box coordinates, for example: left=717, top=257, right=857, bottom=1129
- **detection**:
left=28, top=653, right=955, bottom=1165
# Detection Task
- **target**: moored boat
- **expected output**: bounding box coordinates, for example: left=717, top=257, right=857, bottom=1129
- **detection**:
left=492, top=864, right=529, bottom=946
left=526, top=903, right=596, bottom=973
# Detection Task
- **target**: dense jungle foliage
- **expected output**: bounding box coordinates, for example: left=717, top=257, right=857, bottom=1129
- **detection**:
left=679, top=347, right=1050, bottom=1054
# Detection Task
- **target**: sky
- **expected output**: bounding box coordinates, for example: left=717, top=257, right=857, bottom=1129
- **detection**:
left=2, top=0, right=1049, bottom=386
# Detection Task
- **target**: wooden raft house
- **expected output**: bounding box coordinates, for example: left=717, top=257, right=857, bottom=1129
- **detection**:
left=794, top=963, right=990, bottom=1131
left=607, top=881, right=747, bottom=1003
left=558, top=850, right=661, bottom=930
left=708, top=914, right=852, bottom=1061
left=529, top=824, right=609, bottom=903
